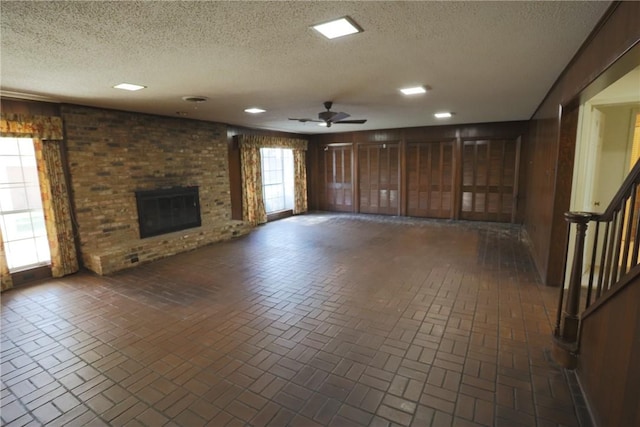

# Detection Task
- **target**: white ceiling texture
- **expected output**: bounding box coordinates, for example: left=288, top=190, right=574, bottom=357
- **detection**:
left=0, top=1, right=611, bottom=134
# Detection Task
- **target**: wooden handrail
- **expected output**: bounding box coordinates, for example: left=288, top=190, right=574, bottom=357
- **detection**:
left=600, top=158, right=640, bottom=219
left=553, top=157, right=640, bottom=368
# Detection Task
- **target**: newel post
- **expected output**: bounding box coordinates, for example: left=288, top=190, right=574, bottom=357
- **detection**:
left=553, top=212, right=594, bottom=367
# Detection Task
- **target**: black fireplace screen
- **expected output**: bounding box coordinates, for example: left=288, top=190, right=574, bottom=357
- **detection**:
left=135, top=186, right=201, bottom=238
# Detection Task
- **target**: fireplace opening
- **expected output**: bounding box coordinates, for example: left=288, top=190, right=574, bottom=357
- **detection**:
left=135, top=186, right=201, bottom=238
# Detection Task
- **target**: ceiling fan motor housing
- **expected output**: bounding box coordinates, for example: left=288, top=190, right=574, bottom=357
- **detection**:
left=319, top=110, right=335, bottom=121
left=289, top=101, right=365, bottom=127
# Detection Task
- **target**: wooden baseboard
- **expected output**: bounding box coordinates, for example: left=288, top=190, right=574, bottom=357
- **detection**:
left=11, top=265, right=52, bottom=287
left=267, top=210, right=293, bottom=222
left=551, top=334, right=578, bottom=369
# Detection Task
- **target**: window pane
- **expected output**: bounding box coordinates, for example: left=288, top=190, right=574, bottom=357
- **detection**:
left=0, top=137, right=51, bottom=271
left=7, top=239, right=39, bottom=270
left=2, top=212, right=34, bottom=241
left=0, top=155, right=22, bottom=183
left=30, top=210, right=48, bottom=238
left=26, top=185, right=43, bottom=210
left=22, top=164, right=39, bottom=185
left=0, top=187, right=28, bottom=211
left=0, top=138, right=20, bottom=155
left=260, top=147, right=295, bottom=215
left=17, top=138, right=35, bottom=156
left=35, top=236, right=51, bottom=264
left=264, top=184, right=283, bottom=200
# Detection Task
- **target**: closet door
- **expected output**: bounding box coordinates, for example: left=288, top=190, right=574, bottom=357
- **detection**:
left=358, top=143, right=400, bottom=215
left=461, top=138, right=519, bottom=222
left=322, top=144, right=353, bottom=212
left=406, top=141, right=454, bottom=218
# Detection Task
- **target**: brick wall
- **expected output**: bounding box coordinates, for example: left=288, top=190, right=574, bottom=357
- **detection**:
left=61, top=105, right=250, bottom=275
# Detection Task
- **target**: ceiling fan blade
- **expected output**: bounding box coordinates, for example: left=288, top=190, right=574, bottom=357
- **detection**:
left=335, top=119, right=367, bottom=124
left=327, top=111, right=350, bottom=122
left=289, top=118, right=322, bottom=123
left=292, top=102, right=364, bottom=126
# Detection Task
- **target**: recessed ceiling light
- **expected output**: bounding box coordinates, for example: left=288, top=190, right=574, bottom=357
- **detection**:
left=244, top=108, right=266, bottom=114
left=312, top=16, right=362, bottom=40
left=434, top=112, right=453, bottom=119
left=400, top=86, right=427, bottom=95
left=113, top=83, right=146, bottom=91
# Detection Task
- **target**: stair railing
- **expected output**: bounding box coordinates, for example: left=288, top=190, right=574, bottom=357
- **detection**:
left=553, top=158, right=640, bottom=367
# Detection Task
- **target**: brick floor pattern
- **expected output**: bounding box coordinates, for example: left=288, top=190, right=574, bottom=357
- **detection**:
left=1, top=213, right=580, bottom=426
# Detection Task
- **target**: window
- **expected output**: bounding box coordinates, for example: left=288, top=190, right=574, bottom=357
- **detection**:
left=0, top=137, right=51, bottom=271
left=260, top=148, right=294, bottom=214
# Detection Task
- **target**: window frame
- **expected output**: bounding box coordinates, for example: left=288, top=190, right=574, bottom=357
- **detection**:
left=260, top=147, right=295, bottom=215
left=0, top=137, right=51, bottom=272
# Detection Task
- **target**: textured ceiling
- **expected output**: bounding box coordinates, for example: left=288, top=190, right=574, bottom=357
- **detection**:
left=1, top=1, right=611, bottom=134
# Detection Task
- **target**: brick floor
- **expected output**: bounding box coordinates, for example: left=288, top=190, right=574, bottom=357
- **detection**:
left=1, top=213, right=580, bottom=426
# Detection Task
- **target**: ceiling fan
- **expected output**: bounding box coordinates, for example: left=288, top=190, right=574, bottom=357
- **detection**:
left=289, top=101, right=367, bottom=127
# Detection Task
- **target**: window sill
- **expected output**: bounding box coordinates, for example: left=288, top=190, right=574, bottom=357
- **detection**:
left=266, top=210, right=293, bottom=222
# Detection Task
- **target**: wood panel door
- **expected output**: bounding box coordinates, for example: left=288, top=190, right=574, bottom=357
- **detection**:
left=461, top=139, right=520, bottom=222
left=322, top=144, right=353, bottom=212
left=406, top=141, right=454, bottom=218
left=358, top=143, right=400, bottom=215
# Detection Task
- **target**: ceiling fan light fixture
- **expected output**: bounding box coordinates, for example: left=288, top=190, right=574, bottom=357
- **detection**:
left=113, top=83, right=146, bottom=91
left=400, top=86, right=427, bottom=95
left=317, top=122, right=328, bottom=127
left=434, top=112, right=453, bottom=118
left=244, top=107, right=266, bottom=114
left=312, top=16, right=362, bottom=40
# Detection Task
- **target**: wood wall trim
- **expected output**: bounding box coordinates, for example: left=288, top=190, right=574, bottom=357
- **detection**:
left=512, top=137, right=522, bottom=224
left=531, top=2, right=639, bottom=119
left=353, top=142, right=359, bottom=213
left=547, top=104, right=580, bottom=285
left=525, top=1, right=640, bottom=285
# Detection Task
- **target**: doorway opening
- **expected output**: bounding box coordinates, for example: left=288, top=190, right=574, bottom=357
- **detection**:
left=569, top=65, right=640, bottom=283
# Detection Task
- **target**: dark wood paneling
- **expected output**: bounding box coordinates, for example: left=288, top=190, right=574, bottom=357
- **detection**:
left=406, top=141, right=454, bottom=218
left=461, top=139, right=519, bottom=223
left=228, top=137, right=243, bottom=220
left=0, top=98, right=61, bottom=116
left=358, top=143, right=400, bottom=215
left=525, top=1, right=640, bottom=285
left=555, top=2, right=640, bottom=108
left=547, top=105, right=580, bottom=285
left=309, top=122, right=528, bottom=221
left=322, top=144, right=354, bottom=212
left=578, top=273, right=640, bottom=427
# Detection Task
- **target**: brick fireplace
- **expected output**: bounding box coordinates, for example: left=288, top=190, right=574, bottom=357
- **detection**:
left=61, top=105, right=249, bottom=275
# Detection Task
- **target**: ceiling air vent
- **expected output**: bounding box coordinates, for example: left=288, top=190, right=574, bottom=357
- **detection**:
left=181, top=96, right=209, bottom=103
